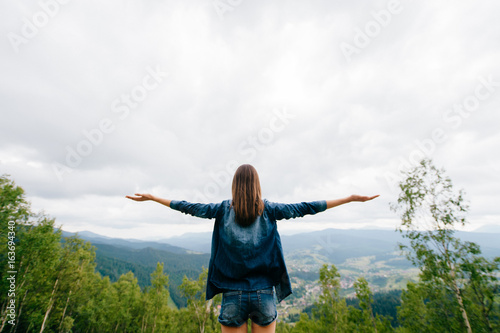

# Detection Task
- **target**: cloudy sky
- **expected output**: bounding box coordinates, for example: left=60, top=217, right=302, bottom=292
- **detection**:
left=1, top=0, right=499, bottom=240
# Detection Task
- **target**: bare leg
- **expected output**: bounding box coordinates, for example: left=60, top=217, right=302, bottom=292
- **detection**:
left=251, top=320, right=276, bottom=333
left=221, top=322, right=248, bottom=333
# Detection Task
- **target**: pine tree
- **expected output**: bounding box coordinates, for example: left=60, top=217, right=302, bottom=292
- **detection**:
left=143, top=262, right=171, bottom=333
left=352, top=277, right=378, bottom=333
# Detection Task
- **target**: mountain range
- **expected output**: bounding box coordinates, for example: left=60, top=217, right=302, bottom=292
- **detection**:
left=159, top=228, right=500, bottom=259
left=62, top=227, right=500, bottom=308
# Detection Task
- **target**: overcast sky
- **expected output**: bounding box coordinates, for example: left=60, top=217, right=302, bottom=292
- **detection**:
left=1, top=0, right=499, bottom=240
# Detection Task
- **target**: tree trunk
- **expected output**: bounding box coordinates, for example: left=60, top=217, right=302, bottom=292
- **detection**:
left=194, top=303, right=206, bottom=333
left=13, top=289, right=28, bottom=333
left=6, top=258, right=31, bottom=332
left=448, top=258, right=472, bottom=333
left=152, top=312, right=157, bottom=333
left=58, top=290, right=72, bottom=332
left=0, top=307, right=7, bottom=333
left=141, top=314, right=146, bottom=333
left=40, top=278, right=59, bottom=333
left=334, top=309, right=338, bottom=333
left=17, top=260, right=30, bottom=291
left=453, top=282, right=472, bottom=333
left=370, top=308, right=378, bottom=333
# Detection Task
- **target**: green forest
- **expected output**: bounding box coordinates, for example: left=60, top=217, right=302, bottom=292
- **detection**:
left=1, top=159, right=499, bottom=332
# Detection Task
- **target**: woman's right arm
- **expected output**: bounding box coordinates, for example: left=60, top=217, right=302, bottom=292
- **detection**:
left=126, top=193, right=221, bottom=219
left=126, top=193, right=171, bottom=207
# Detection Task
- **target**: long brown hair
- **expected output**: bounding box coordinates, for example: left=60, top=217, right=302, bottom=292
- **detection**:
left=231, top=164, right=265, bottom=226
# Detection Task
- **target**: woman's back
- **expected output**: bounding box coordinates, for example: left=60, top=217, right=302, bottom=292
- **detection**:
left=169, top=198, right=327, bottom=302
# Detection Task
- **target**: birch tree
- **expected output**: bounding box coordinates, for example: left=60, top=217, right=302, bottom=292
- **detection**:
left=391, top=159, right=500, bottom=332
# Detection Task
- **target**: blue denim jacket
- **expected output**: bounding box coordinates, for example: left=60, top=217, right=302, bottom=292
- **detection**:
left=170, top=199, right=327, bottom=302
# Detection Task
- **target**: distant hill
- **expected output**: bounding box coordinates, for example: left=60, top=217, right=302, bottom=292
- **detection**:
left=284, top=229, right=499, bottom=262
left=160, top=232, right=212, bottom=253
left=473, top=224, right=500, bottom=233
left=455, top=230, right=500, bottom=257
left=281, top=229, right=403, bottom=264
left=62, top=230, right=197, bottom=254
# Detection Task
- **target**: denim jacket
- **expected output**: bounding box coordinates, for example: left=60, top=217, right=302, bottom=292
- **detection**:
left=170, top=199, right=327, bottom=302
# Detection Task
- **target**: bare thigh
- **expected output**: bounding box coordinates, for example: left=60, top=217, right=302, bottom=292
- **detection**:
left=252, top=320, right=276, bottom=333
left=221, top=320, right=275, bottom=333
left=221, top=322, right=248, bottom=333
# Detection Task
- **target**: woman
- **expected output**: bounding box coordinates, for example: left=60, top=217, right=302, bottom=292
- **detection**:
left=126, top=164, right=378, bottom=333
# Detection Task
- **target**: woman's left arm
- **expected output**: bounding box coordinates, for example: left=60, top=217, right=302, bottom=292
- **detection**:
left=326, top=194, right=379, bottom=209
left=269, top=194, right=379, bottom=221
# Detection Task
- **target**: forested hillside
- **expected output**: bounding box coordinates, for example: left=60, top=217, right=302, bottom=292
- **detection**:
left=61, top=230, right=210, bottom=308
left=93, top=244, right=209, bottom=308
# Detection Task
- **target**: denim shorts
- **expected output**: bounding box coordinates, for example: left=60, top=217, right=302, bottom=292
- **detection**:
left=218, top=287, right=278, bottom=327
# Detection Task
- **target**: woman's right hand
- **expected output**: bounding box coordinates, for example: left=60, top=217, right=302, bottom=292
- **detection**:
left=126, top=193, right=155, bottom=202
